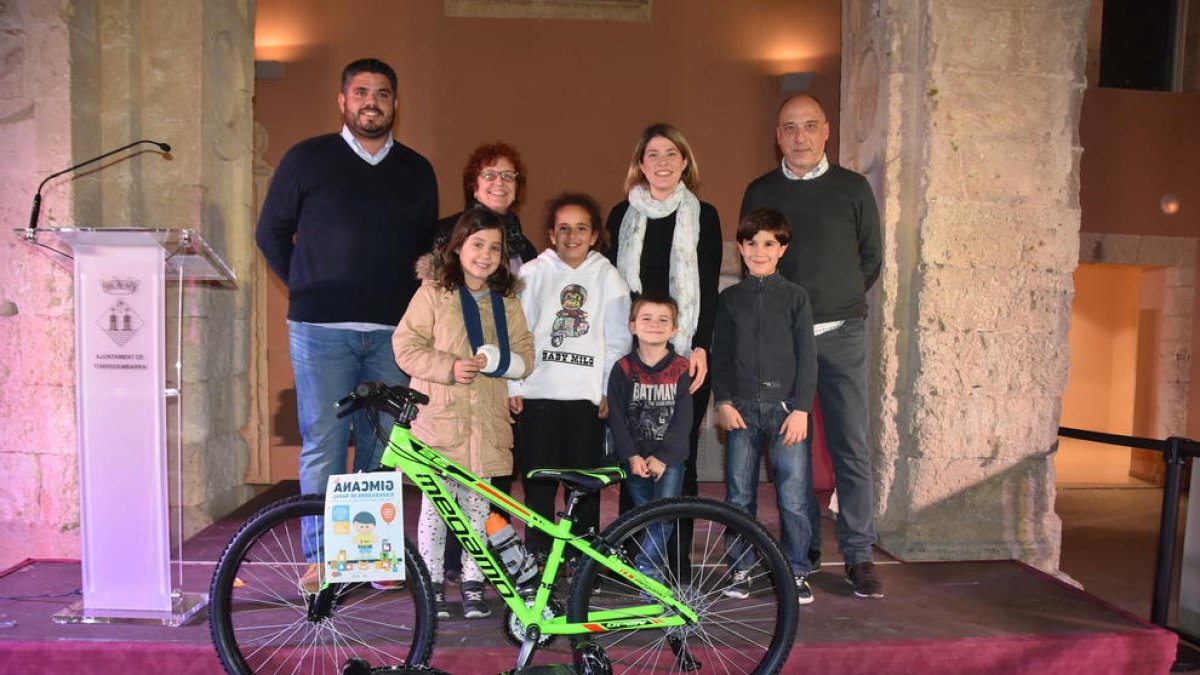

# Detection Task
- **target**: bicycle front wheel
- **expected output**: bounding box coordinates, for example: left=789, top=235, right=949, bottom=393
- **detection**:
left=566, top=497, right=798, bottom=674
left=209, top=494, right=436, bottom=674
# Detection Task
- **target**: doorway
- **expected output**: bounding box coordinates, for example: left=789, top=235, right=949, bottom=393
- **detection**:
left=1058, top=262, right=1167, bottom=486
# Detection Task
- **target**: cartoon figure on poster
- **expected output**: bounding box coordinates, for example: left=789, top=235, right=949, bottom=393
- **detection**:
left=550, top=284, right=589, bottom=347
left=352, top=511, right=377, bottom=558
left=323, top=474, right=405, bottom=582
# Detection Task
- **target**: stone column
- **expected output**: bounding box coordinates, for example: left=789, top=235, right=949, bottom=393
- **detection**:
left=0, top=0, right=256, bottom=566
left=85, top=0, right=258, bottom=533
left=0, top=0, right=81, bottom=565
left=841, top=0, right=1089, bottom=571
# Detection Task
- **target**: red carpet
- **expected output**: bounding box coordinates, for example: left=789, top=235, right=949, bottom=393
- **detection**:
left=0, top=560, right=1176, bottom=675
left=0, top=482, right=1177, bottom=674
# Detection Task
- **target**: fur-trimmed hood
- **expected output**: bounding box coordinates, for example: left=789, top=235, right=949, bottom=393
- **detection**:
left=414, top=252, right=439, bottom=282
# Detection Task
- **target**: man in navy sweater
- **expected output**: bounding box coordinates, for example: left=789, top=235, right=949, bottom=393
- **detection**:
left=257, top=58, right=438, bottom=566
left=740, top=94, right=884, bottom=599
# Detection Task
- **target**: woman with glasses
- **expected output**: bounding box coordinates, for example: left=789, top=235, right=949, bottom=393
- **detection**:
left=430, top=142, right=536, bottom=273
left=606, top=123, right=722, bottom=545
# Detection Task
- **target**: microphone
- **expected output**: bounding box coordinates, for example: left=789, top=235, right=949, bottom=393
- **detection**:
left=26, top=139, right=172, bottom=234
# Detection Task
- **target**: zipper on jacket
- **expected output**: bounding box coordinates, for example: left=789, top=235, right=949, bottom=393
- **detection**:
left=755, top=276, right=764, bottom=403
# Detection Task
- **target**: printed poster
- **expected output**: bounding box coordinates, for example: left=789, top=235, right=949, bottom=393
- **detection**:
left=323, top=473, right=405, bottom=582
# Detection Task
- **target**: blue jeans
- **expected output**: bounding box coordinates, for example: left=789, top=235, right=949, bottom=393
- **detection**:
left=623, top=462, right=685, bottom=577
left=289, top=321, right=407, bottom=560
left=811, top=317, right=876, bottom=564
left=724, top=400, right=813, bottom=575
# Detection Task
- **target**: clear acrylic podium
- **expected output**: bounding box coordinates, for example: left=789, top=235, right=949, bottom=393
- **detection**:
left=18, top=227, right=234, bottom=625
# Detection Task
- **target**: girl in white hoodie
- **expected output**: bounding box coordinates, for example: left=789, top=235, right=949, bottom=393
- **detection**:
left=509, top=193, right=631, bottom=560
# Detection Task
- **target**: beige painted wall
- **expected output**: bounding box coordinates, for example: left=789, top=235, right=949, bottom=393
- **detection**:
left=1132, top=267, right=1167, bottom=482
left=1058, top=264, right=1140, bottom=485
left=1080, top=91, right=1200, bottom=241
left=1061, top=264, right=1141, bottom=435
left=254, top=0, right=842, bottom=233
left=1058, top=263, right=1183, bottom=485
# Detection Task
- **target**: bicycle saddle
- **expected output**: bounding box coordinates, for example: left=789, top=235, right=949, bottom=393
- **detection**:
left=525, top=467, right=626, bottom=493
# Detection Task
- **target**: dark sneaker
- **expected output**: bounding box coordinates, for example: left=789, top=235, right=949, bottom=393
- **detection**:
left=846, top=561, right=884, bottom=598
left=723, top=569, right=751, bottom=599
left=795, top=574, right=814, bottom=605
left=807, top=548, right=822, bottom=575
left=461, top=580, right=491, bottom=619
left=433, top=582, right=451, bottom=619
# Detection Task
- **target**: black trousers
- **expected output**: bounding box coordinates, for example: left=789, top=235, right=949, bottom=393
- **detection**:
left=515, top=399, right=606, bottom=557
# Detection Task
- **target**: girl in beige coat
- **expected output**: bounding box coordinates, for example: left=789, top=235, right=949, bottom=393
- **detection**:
left=394, top=207, right=534, bottom=619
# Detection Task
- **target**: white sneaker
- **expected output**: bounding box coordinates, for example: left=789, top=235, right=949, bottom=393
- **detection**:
left=723, top=569, right=751, bottom=599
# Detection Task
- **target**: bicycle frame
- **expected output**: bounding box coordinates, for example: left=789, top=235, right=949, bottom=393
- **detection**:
left=375, top=420, right=699, bottom=636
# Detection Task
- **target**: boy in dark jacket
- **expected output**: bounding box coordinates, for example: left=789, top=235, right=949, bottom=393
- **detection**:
left=607, top=293, right=693, bottom=584
left=712, top=208, right=818, bottom=605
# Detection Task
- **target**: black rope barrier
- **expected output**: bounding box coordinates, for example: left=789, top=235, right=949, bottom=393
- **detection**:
left=1057, top=427, right=1199, bottom=643
left=1057, top=426, right=1167, bottom=452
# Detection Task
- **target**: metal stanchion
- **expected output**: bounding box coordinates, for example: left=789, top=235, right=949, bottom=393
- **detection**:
left=1151, top=437, right=1186, bottom=628
left=1059, top=427, right=1199, bottom=670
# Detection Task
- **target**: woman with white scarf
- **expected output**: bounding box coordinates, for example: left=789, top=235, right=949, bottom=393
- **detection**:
left=606, top=123, right=722, bottom=521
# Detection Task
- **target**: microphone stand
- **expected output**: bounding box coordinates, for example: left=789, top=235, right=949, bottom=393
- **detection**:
left=25, top=139, right=172, bottom=240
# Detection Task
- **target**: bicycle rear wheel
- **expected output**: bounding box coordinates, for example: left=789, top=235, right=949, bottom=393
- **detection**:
left=209, top=494, right=436, bottom=674
left=566, top=497, right=798, bottom=674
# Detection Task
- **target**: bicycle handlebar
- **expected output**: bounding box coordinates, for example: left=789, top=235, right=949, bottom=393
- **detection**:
left=334, top=381, right=429, bottom=422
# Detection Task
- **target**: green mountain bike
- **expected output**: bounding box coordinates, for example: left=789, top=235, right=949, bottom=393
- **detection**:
left=208, top=382, right=798, bottom=674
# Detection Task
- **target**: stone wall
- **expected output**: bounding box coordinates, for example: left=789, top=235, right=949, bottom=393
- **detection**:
left=0, top=0, right=80, bottom=566
left=842, top=0, right=1089, bottom=570
left=0, top=0, right=256, bottom=568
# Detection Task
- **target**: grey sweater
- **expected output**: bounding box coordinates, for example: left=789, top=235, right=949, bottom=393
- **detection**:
left=740, top=165, right=881, bottom=322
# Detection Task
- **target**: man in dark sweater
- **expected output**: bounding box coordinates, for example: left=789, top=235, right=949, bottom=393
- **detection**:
left=740, top=94, right=884, bottom=599
left=256, top=58, right=438, bottom=566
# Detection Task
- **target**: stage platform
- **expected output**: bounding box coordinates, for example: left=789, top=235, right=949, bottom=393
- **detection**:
left=0, top=483, right=1178, bottom=674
